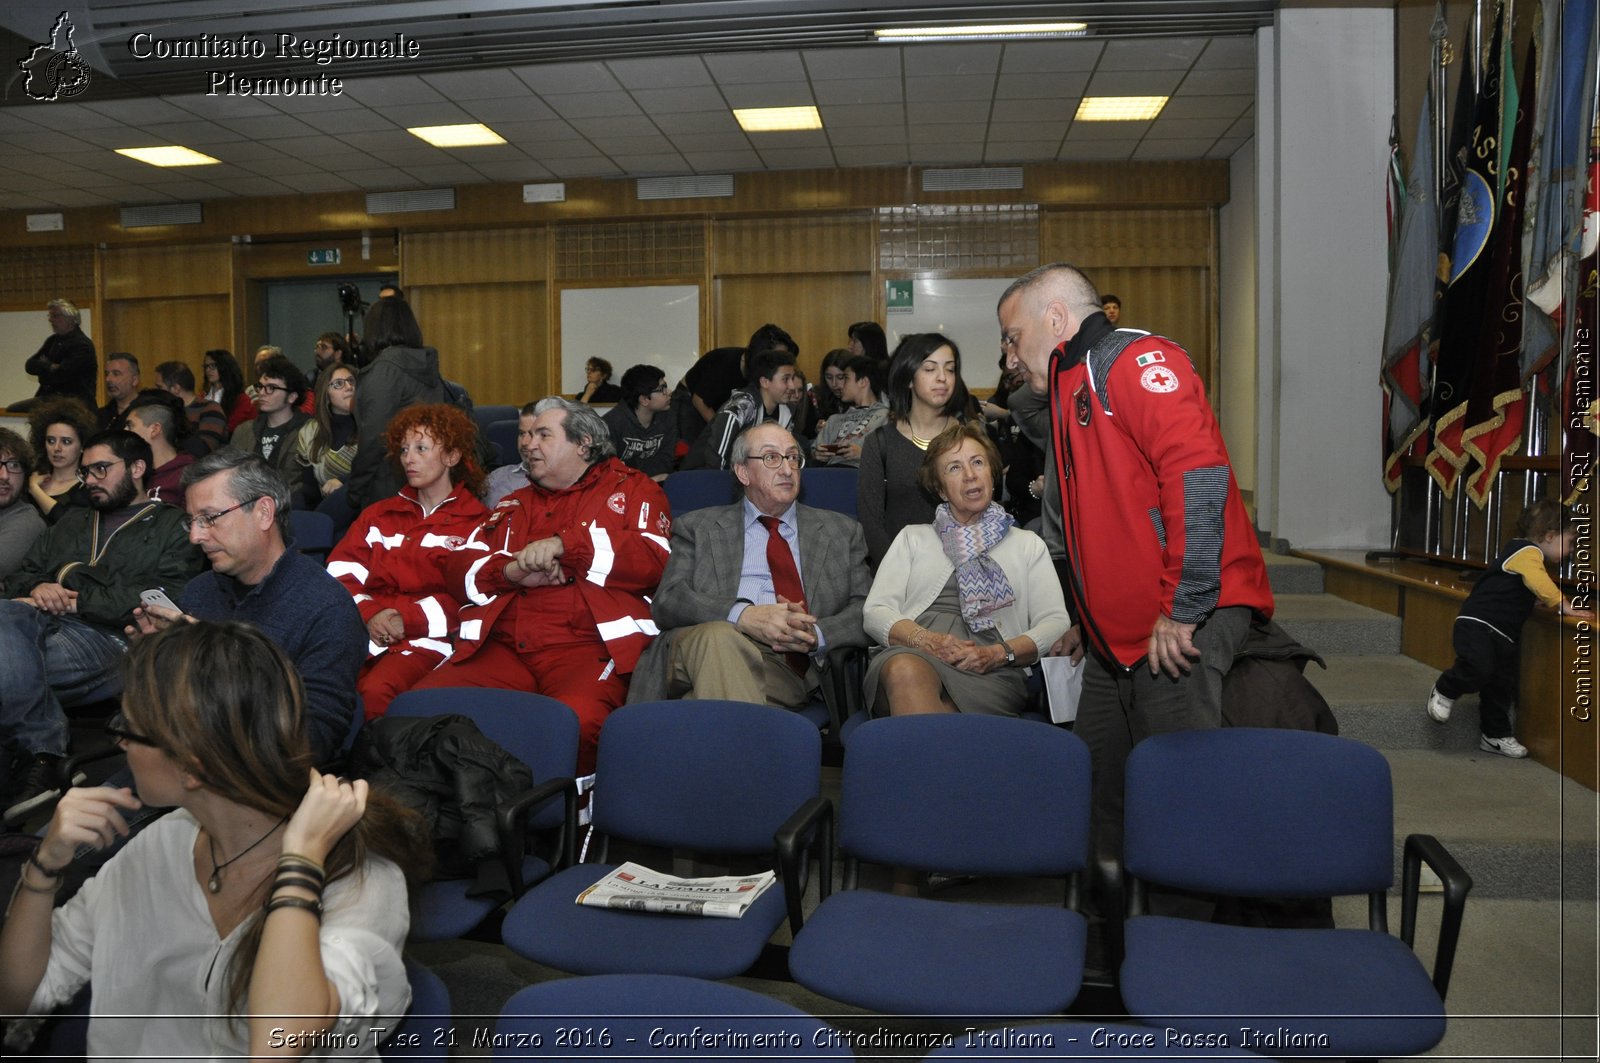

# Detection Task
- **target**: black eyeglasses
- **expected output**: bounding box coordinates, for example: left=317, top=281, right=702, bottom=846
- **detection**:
left=80, top=459, right=125, bottom=480
left=0, top=459, right=24, bottom=476
left=181, top=496, right=261, bottom=532
left=255, top=383, right=289, bottom=396
left=747, top=450, right=805, bottom=470
left=105, top=711, right=159, bottom=749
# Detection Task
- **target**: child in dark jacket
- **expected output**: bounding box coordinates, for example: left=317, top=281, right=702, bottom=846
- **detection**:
left=1427, top=500, right=1591, bottom=757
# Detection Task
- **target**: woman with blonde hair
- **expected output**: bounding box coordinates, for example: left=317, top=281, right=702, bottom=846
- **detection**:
left=0, top=620, right=430, bottom=1058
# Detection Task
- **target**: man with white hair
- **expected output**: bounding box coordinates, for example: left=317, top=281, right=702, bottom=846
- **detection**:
left=19, top=298, right=96, bottom=410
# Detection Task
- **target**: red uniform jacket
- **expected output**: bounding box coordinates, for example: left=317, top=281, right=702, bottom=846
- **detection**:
left=1050, top=320, right=1273, bottom=667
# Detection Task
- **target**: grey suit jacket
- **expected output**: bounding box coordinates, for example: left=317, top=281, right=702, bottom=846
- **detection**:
left=628, top=501, right=871, bottom=702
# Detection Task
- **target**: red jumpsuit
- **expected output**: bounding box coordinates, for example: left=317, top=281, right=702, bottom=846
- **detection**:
left=421, top=457, right=671, bottom=773
left=327, top=485, right=487, bottom=718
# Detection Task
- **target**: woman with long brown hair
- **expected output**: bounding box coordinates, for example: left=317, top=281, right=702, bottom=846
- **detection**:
left=0, top=620, right=430, bottom=1058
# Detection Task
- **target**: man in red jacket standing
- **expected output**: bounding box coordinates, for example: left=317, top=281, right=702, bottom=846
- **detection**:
left=422, top=397, right=671, bottom=775
left=998, top=263, right=1274, bottom=865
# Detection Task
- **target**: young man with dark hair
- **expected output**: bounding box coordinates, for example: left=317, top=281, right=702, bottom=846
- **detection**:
left=603, top=364, right=679, bottom=481
left=0, top=429, right=44, bottom=584
left=682, top=346, right=798, bottom=470
left=124, top=390, right=195, bottom=508
left=155, top=360, right=229, bottom=456
left=231, top=355, right=311, bottom=486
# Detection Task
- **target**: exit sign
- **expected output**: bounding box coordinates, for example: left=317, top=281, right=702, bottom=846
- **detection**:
left=308, top=249, right=341, bottom=265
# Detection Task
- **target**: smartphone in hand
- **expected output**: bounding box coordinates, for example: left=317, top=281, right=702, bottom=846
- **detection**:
left=139, top=588, right=179, bottom=613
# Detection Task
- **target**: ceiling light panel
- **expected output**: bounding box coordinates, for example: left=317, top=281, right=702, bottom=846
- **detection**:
left=733, top=106, right=823, bottom=132
left=115, top=146, right=221, bottom=167
left=1076, top=96, right=1169, bottom=121
left=876, top=23, right=1088, bottom=42
left=406, top=124, right=507, bottom=147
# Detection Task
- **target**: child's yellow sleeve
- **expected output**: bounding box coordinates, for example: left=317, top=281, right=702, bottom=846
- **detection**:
left=1503, top=545, right=1563, bottom=608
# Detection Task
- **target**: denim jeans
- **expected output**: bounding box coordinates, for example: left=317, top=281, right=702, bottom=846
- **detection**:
left=0, top=599, right=126, bottom=758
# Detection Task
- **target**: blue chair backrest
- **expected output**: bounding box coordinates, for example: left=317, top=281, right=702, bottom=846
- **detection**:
left=1124, top=727, right=1394, bottom=897
left=486, top=418, right=519, bottom=468
left=289, top=509, right=335, bottom=554
left=801, top=467, right=858, bottom=517
left=472, top=404, right=520, bottom=433
left=380, top=960, right=452, bottom=1058
left=387, top=689, right=580, bottom=831
left=840, top=715, right=1090, bottom=877
left=661, top=469, right=736, bottom=515
left=593, top=700, right=821, bottom=853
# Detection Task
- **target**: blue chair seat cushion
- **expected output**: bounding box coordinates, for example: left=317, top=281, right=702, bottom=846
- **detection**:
left=1122, top=915, right=1447, bottom=1058
left=411, top=855, right=551, bottom=942
left=789, top=890, right=1086, bottom=1015
left=501, top=863, right=791, bottom=978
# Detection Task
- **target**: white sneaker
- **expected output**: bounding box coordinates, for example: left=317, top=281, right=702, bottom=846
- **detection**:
left=1480, top=734, right=1529, bottom=758
left=1426, top=688, right=1454, bottom=723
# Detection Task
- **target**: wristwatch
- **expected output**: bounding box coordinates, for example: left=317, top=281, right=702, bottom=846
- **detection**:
left=1001, top=642, right=1016, bottom=667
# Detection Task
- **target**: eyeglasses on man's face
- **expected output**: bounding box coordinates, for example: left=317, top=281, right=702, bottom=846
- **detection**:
left=255, top=382, right=290, bottom=396
left=0, top=458, right=24, bottom=476
left=80, top=459, right=125, bottom=480
left=746, top=450, right=805, bottom=470
left=105, top=711, right=159, bottom=749
left=181, top=496, right=262, bottom=533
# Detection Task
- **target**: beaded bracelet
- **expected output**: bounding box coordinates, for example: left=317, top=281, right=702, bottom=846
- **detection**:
left=265, top=896, right=323, bottom=919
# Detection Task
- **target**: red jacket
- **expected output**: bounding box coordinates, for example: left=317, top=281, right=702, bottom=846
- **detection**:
left=443, top=458, right=671, bottom=673
left=328, top=485, right=488, bottom=658
left=1050, top=320, right=1272, bottom=667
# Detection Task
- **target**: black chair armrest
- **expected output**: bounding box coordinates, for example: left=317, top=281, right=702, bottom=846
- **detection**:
left=1401, top=832, right=1472, bottom=999
left=818, top=646, right=866, bottom=739
left=496, top=776, right=577, bottom=897
left=60, top=745, right=126, bottom=786
left=774, top=795, right=834, bottom=934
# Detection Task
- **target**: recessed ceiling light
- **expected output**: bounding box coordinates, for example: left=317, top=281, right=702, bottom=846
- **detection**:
left=406, top=123, right=506, bottom=148
left=733, top=106, right=823, bottom=132
left=875, top=23, right=1088, bottom=42
left=1076, top=96, right=1169, bottom=121
left=115, top=146, right=220, bottom=167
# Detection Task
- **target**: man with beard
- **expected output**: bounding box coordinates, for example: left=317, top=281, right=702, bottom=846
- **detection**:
left=0, top=430, right=202, bottom=822
left=308, top=331, right=353, bottom=391
left=0, top=429, right=45, bottom=584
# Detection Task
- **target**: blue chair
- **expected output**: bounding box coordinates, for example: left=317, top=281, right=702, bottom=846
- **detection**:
left=379, top=959, right=452, bottom=1058
left=499, top=700, right=831, bottom=978
left=486, top=418, right=519, bottom=468
left=317, top=485, right=357, bottom=545
left=289, top=509, right=336, bottom=561
left=661, top=469, right=736, bottom=514
left=927, top=1021, right=1266, bottom=1060
left=386, top=689, right=580, bottom=941
left=471, top=404, right=520, bottom=433
left=788, top=714, right=1091, bottom=1015
left=494, top=974, right=850, bottom=1059
left=1119, top=728, right=1470, bottom=1059
left=800, top=466, right=858, bottom=517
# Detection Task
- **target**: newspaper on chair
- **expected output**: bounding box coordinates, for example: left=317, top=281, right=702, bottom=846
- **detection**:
left=575, top=861, right=776, bottom=919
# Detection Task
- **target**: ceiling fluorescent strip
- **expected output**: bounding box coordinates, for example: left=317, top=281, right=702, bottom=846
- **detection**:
left=637, top=175, right=734, bottom=201
left=366, top=188, right=457, bottom=215
left=922, top=168, right=1025, bottom=192
left=120, top=203, right=203, bottom=228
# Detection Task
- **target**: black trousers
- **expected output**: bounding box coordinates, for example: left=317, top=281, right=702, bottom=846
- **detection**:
left=1436, top=619, right=1519, bottom=738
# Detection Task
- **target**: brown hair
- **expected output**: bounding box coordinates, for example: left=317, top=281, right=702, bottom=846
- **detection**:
left=27, top=397, right=96, bottom=475
left=383, top=403, right=485, bottom=498
left=1516, top=499, right=1566, bottom=542
left=120, top=621, right=431, bottom=1020
left=918, top=422, right=1002, bottom=500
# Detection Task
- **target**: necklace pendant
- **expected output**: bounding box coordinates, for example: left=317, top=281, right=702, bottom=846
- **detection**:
left=208, top=871, right=221, bottom=894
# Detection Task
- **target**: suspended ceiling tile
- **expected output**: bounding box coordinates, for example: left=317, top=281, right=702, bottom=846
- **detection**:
left=609, top=153, right=693, bottom=174
left=649, top=111, right=744, bottom=135
left=999, top=40, right=1105, bottom=73
left=668, top=132, right=752, bottom=152
left=1084, top=70, right=1183, bottom=96
left=636, top=86, right=730, bottom=114
left=1098, top=37, right=1207, bottom=71
left=336, top=75, right=448, bottom=107
left=757, top=147, right=837, bottom=169
left=1059, top=140, right=1140, bottom=161
left=460, top=96, right=560, bottom=123
left=804, top=47, right=902, bottom=81
left=546, top=92, right=643, bottom=120
left=683, top=150, right=763, bottom=170
left=907, top=123, right=987, bottom=145
left=420, top=68, right=532, bottom=100
left=902, top=43, right=1003, bottom=75
left=826, top=125, right=907, bottom=147
left=819, top=103, right=905, bottom=128
left=512, top=62, right=624, bottom=95
left=995, top=71, right=1089, bottom=100
left=987, top=120, right=1069, bottom=143
left=167, top=93, right=282, bottom=120
left=273, top=172, right=358, bottom=193
left=1159, top=94, right=1252, bottom=120
left=607, top=56, right=713, bottom=90
left=217, top=115, right=321, bottom=140
left=833, top=144, right=908, bottom=166
left=1133, top=138, right=1218, bottom=159
left=568, top=115, right=661, bottom=139
left=542, top=156, right=624, bottom=177
left=1207, top=137, right=1249, bottom=158
left=137, top=120, right=248, bottom=144
left=705, top=51, right=807, bottom=84
left=404, top=163, right=490, bottom=183
left=904, top=76, right=995, bottom=103
left=82, top=97, right=197, bottom=125
left=719, top=83, right=816, bottom=109
left=1195, top=37, right=1257, bottom=69
left=985, top=143, right=1061, bottom=164
left=906, top=100, right=992, bottom=125
left=744, top=129, right=829, bottom=150
left=15, top=103, right=122, bottom=130
left=487, top=119, right=589, bottom=143
left=1146, top=116, right=1233, bottom=139
left=294, top=108, right=400, bottom=135
left=1226, top=115, right=1254, bottom=138
left=338, top=168, right=418, bottom=189
left=1064, top=120, right=1153, bottom=142
left=588, top=134, right=677, bottom=155
left=469, top=159, right=556, bottom=182
left=1181, top=68, right=1256, bottom=95
left=989, top=97, right=1079, bottom=123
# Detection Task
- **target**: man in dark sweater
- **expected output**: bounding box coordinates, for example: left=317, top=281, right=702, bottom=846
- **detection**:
left=229, top=355, right=311, bottom=488
left=603, top=364, right=679, bottom=481
left=17, top=299, right=96, bottom=411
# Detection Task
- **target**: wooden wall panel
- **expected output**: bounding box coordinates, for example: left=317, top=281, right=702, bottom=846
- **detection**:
left=714, top=273, right=874, bottom=381
left=1075, top=266, right=1214, bottom=390
left=102, top=244, right=231, bottom=300
left=239, top=234, right=400, bottom=280
left=405, top=229, right=546, bottom=286
left=408, top=282, right=545, bottom=407
left=1521, top=615, right=1596, bottom=791
left=0, top=247, right=95, bottom=311
left=1042, top=208, right=1213, bottom=268
left=713, top=215, right=873, bottom=275
left=103, top=296, right=232, bottom=371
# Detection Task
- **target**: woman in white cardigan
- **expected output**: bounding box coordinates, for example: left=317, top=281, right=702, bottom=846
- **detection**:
left=863, top=423, right=1069, bottom=716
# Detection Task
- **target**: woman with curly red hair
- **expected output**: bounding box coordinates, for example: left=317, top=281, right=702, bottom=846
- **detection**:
left=326, top=403, right=486, bottom=718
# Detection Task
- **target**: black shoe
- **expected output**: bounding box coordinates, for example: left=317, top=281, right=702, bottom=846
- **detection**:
left=3, top=753, right=72, bottom=825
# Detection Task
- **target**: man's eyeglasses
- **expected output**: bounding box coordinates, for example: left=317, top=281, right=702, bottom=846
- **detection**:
left=746, top=450, right=805, bottom=470
left=999, top=330, right=1021, bottom=352
left=0, top=459, right=24, bottom=476
left=651, top=384, right=671, bottom=395
left=255, top=383, right=290, bottom=396
left=80, top=459, right=125, bottom=480
left=105, top=711, right=159, bottom=749
left=181, top=496, right=262, bottom=532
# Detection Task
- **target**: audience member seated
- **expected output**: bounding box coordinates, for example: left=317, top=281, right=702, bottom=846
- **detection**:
left=813, top=348, right=852, bottom=431
left=202, top=348, right=255, bottom=435
left=0, top=620, right=427, bottom=1059
left=25, top=398, right=95, bottom=525
left=132, top=448, right=367, bottom=765
left=863, top=424, right=1068, bottom=718
left=1, top=430, right=203, bottom=822
left=630, top=423, right=870, bottom=709
left=812, top=354, right=888, bottom=467
left=858, top=332, right=975, bottom=566
left=328, top=404, right=487, bottom=719
left=154, top=360, right=229, bottom=457
left=296, top=363, right=358, bottom=509
left=231, top=355, right=311, bottom=488
left=574, top=356, right=624, bottom=405
left=97, top=353, right=140, bottom=432
left=347, top=297, right=452, bottom=511
left=251, top=345, right=315, bottom=414
left=681, top=346, right=798, bottom=470
left=602, top=363, right=678, bottom=481
left=309, top=330, right=354, bottom=392
left=420, top=398, right=670, bottom=774
left=125, top=390, right=196, bottom=509
left=483, top=402, right=534, bottom=506
left=678, top=324, right=795, bottom=444
left=0, top=429, right=45, bottom=586
left=846, top=319, right=889, bottom=363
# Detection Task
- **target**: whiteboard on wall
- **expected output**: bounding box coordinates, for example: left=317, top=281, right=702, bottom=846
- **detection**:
left=886, top=278, right=1009, bottom=392
left=0, top=309, right=94, bottom=409
left=559, top=286, right=700, bottom=396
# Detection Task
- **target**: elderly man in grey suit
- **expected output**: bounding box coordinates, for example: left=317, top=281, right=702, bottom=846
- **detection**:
left=631, top=422, right=871, bottom=707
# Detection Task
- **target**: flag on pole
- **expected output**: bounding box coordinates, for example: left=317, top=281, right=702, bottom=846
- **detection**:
left=1381, top=89, right=1439, bottom=492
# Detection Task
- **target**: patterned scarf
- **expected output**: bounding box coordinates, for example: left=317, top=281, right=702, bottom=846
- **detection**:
left=933, top=502, right=1016, bottom=631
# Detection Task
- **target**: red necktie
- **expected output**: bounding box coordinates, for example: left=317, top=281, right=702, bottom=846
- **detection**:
left=758, top=515, right=809, bottom=676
